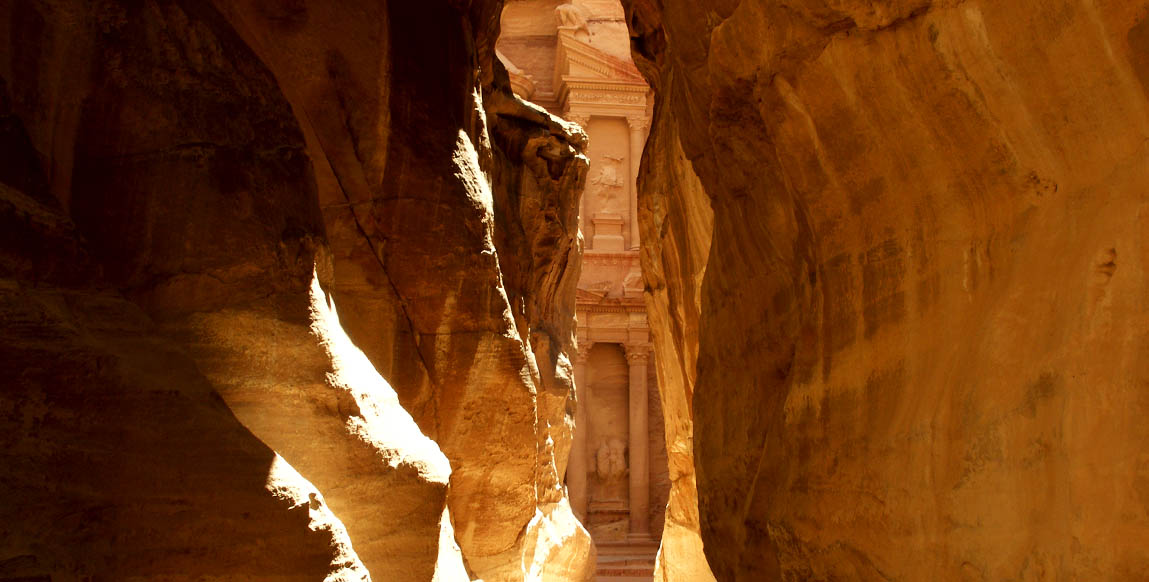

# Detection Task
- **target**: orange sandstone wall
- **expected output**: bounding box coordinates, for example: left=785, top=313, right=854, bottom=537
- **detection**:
left=638, top=97, right=718, bottom=582
left=624, top=0, right=1149, bottom=579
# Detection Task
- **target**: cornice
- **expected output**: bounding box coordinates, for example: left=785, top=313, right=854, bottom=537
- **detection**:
left=562, top=97, right=646, bottom=117
left=582, top=250, right=641, bottom=266
left=563, top=80, right=649, bottom=92
left=576, top=297, right=647, bottom=312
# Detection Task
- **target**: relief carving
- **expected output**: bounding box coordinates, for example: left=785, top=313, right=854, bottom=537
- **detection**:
left=595, top=438, right=628, bottom=481
left=590, top=154, right=625, bottom=188
left=590, top=154, right=627, bottom=217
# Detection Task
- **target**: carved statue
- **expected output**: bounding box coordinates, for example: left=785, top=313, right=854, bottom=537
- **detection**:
left=554, top=3, right=590, bottom=34
left=595, top=438, right=627, bottom=480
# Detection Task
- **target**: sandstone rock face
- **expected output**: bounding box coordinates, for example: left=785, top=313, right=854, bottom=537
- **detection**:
left=636, top=109, right=717, bottom=582
left=3, top=1, right=591, bottom=580
left=624, top=0, right=1149, bottom=579
left=0, top=112, right=368, bottom=582
left=217, top=1, right=594, bottom=577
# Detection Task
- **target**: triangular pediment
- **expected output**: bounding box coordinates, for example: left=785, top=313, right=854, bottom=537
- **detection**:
left=576, top=287, right=608, bottom=303
left=556, top=34, right=645, bottom=84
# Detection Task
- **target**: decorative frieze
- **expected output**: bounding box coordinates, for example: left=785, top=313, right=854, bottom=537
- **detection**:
left=570, top=91, right=644, bottom=105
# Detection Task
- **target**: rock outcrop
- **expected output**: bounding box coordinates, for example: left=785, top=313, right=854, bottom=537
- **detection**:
left=0, top=61, right=369, bottom=582
left=214, top=1, right=594, bottom=577
left=2, top=1, right=591, bottom=580
left=624, top=0, right=1149, bottom=579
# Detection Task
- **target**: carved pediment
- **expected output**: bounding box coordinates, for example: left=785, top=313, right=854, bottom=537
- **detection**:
left=496, top=49, right=535, bottom=100
left=576, top=287, right=607, bottom=303
left=556, top=34, right=645, bottom=83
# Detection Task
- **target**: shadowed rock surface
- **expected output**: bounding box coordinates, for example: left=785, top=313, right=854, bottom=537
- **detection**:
left=2, top=0, right=590, bottom=580
left=622, top=0, right=1149, bottom=579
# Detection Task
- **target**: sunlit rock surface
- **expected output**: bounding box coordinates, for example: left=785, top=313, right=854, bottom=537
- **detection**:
left=218, top=1, right=594, bottom=578
left=623, top=0, right=1149, bottom=579
left=2, top=0, right=590, bottom=580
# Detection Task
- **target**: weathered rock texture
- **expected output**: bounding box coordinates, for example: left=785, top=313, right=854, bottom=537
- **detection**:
left=2, top=0, right=591, bottom=580
left=636, top=106, right=717, bottom=582
left=215, top=2, right=594, bottom=578
left=0, top=48, right=369, bottom=582
left=624, top=0, right=1149, bottom=579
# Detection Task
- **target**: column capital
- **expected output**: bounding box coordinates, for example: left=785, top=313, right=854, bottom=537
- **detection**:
left=626, top=115, right=651, bottom=132
left=624, top=343, right=650, bottom=364
left=566, top=112, right=591, bottom=127
left=574, top=342, right=593, bottom=363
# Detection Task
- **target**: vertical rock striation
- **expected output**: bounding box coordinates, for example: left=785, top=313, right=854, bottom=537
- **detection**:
left=635, top=99, right=717, bottom=582
left=217, top=1, right=595, bottom=577
left=624, top=0, right=1149, bottom=579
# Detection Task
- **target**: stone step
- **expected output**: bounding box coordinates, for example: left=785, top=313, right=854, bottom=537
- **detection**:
left=594, top=538, right=659, bottom=580
left=594, top=549, right=656, bottom=579
left=594, top=566, right=655, bottom=580
left=596, top=542, right=660, bottom=554
left=597, top=558, right=655, bottom=569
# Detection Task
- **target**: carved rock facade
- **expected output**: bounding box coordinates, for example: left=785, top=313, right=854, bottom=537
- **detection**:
left=499, top=2, right=691, bottom=580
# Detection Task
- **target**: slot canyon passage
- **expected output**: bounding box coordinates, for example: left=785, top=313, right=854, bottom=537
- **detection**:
left=2, top=0, right=1149, bottom=580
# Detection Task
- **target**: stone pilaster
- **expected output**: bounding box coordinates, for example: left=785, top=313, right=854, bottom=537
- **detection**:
left=626, top=116, right=651, bottom=250
left=569, top=343, right=592, bottom=520
left=625, top=343, right=651, bottom=537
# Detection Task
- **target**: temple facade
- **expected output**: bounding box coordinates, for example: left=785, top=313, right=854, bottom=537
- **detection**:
left=498, top=1, right=669, bottom=578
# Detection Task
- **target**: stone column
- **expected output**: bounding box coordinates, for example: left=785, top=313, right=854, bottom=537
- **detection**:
left=567, top=113, right=591, bottom=249
left=625, top=343, right=650, bottom=537
left=626, top=116, right=650, bottom=250
left=568, top=343, right=591, bottom=520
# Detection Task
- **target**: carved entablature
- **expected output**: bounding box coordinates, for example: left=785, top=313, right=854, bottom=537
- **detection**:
left=570, top=91, right=644, bottom=105
left=576, top=286, right=650, bottom=348
left=582, top=250, right=642, bottom=267
left=561, top=82, right=649, bottom=116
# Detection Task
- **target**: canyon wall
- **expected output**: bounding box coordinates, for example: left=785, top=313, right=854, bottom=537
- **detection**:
left=636, top=100, right=717, bottom=582
left=1, top=1, right=591, bottom=580
left=624, top=0, right=1149, bottom=580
